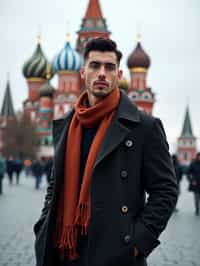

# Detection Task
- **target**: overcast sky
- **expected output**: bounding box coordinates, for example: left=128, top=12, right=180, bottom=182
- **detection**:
left=0, top=0, right=200, bottom=152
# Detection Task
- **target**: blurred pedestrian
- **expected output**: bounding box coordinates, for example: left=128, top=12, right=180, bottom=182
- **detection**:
left=0, top=153, right=6, bottom=195
left=188, top=152, right=200, bottom=216
left=44, top=157, right=53, bottom=184
left=6, top=156, right=15, bottom=185
left=13, top=158, right=23, bottom=185
left=172, top=154, right=183, bottom=212
left=31, top=158, right=43, bottom=190
left=24, top=158, right=32, bottom=177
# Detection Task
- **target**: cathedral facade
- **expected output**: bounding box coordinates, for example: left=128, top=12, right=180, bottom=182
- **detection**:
left=1, top=0, right=195, bottom=164
left=21, top=0, right=155, bottom=157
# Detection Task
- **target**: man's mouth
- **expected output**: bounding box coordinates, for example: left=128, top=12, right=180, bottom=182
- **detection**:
left=93, top=81, right=109, bottom=88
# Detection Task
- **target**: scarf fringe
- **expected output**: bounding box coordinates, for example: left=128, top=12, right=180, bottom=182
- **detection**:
left=55, top=205, right=89, bottom=261
left=75, top=203, right=89, bottom=235
left=58, top=225, right=78, bottom=249
left=55, top=225, right=79, bottom=260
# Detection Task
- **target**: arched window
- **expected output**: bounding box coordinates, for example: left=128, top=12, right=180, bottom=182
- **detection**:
left=128, top=91, right=138, bottom=100
left=184, top=152, right=188, bottom=161
left=143, top=92, right=151, bottom=100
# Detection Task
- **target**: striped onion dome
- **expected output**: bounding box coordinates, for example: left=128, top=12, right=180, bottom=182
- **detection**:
left=23, top=43, right=53, bottom=79
left=52, top=41, right=83, bottom=72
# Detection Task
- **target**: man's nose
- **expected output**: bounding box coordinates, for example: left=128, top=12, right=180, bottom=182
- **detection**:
left=98, top=65, right=106, bottom=78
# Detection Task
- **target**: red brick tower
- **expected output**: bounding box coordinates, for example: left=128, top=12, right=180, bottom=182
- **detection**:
left=38, top=65, right=55, bottom=147
left=177, top=106, right=197, bottom=165
left=76, top=0, right=110, bottom=53
left=127, top=35, right=155, bottom=115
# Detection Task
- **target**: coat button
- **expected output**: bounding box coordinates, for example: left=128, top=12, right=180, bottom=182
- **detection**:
left=121, top=170, right=128, bottom=178
left=125, top=139, right=133, bottom=148
left=121, top=205, right=129, bottom=214
left=124, top=234, right=131, bottom=244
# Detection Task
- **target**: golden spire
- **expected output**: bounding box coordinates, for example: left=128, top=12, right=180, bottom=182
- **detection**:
left=37, top=33, right=42, bottom=44
left=66, top=20, right=71, bottom=43
left=66, top=33, right=71, bottom=43
left=46, top=63, right=51, bottom=80
left=136, top=33, right=142, bottom=43
left=37, top=24, right=42, bottom=44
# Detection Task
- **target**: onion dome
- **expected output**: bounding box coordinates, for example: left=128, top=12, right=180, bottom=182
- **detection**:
left=39, top=82, right=55, bottom=97
left=23, top=39, right=53, bottom=79
left=127, top=38, right=151, bottom=70
left=52, top=41, right=83, bottom=72
left=118, top=77, right=129, bottom=92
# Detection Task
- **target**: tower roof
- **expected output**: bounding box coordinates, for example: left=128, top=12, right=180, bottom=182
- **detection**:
left=180, top=106, right=194, bottom=138
left=39, top=81, right=55, bottom=98
left=52, top=41, right=83, bottom=72
left=22, top=38, right=53, bottom=80
left=1, top=80, right=15, bottom=118
left=76, top=0, right=110, bottom=53
left=127, top=40, right=151, bottom=70
left=85, top=0, right=103, bottom=20
left=78, top=0, right=110, bottom=34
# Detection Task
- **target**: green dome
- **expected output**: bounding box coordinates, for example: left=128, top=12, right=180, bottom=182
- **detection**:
left=22, top=43, right=53, bottom=79
left=39, top=81, right=55, bottom=97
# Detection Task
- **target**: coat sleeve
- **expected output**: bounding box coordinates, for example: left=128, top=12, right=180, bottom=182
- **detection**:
left=133, top=118, right=178, bottom=257
left=33, top=165, right=55, bottom=235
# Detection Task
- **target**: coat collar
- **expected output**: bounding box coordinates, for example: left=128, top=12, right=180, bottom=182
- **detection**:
left=94, top=91, right=140, bottom=168
left=52, top=90, right=140, bottom=170
left=116, top=90, right=140, bottom=123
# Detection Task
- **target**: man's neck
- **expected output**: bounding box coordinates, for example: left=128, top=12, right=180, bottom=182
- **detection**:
left=87, top=92, right=104, bottom=107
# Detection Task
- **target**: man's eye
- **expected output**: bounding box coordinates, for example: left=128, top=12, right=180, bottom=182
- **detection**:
left=105, top=63, right=116, bottom=71
left=90, top=62, right=100, bottom=69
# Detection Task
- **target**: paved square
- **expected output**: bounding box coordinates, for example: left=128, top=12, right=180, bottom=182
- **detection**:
left=0, top=173, right=200, bottom=266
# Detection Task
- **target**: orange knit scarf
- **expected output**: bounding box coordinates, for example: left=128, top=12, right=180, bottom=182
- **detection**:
left=54, top=88, right=120, bottom=260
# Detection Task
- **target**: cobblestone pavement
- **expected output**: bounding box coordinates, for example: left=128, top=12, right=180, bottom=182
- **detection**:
left=0, top=173, right=200, bottom=266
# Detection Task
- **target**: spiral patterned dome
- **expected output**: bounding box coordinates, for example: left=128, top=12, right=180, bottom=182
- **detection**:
left=127, top=42, right=151, bottom=69
left=52, top=41, right=83, bottom=72
left=23, top=43, right=53, bottom=79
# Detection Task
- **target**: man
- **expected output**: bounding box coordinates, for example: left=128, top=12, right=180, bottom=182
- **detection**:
left=31, top=158, right=44, bottom=190
left=172, top=154, right=183, bottom=212
left=188, top=152, right=200, bottom=216
left=34, top=38, right=177, bottom=266
left=0, top=153, right=6, bottom=195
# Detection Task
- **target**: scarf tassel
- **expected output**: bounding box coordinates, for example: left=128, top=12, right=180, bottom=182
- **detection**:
left=75, top=203, right=89, bottom=235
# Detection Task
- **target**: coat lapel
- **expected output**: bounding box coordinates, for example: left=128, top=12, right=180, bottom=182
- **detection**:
left=52, top=110, right=74, bottom=178
left=94, top=118, right=130, bottom=168
left=94, top=91, right=140, bottom=169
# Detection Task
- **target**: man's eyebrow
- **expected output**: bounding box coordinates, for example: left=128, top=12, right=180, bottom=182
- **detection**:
left=89, top=61, right=101, bottom=64
left=89, top=60, right=116, bottom=65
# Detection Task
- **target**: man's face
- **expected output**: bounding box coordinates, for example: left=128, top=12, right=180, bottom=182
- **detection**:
left=80, top=51, right=122, bottom=104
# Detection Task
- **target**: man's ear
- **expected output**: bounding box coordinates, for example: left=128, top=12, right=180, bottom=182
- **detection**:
left=80, top=67, right=85, bottom=79
left=118, top=69, right=123, bottom=80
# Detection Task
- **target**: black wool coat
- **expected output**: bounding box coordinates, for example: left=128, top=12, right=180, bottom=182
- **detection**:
left=34, top=91, right=178, bottom=266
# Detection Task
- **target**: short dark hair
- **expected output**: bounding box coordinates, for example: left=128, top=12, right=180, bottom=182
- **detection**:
left=83, top=38, right=122, bottom=64
left=196, top=152, right=200, bottom=158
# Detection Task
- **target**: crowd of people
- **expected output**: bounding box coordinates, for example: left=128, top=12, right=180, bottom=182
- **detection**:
left=172, top=153, right=200, bottom=216
left=0, top=155, right=53, bottom=193
left=0, top=151, right=199, bottom=216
